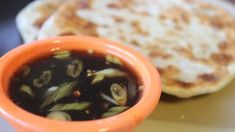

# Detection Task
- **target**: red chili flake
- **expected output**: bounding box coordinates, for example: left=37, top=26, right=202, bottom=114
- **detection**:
left=73, top=90, right=81, bottom=97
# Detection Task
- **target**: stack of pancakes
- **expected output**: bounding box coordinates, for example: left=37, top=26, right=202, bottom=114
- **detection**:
left=16, top=0, right=235, bottom=98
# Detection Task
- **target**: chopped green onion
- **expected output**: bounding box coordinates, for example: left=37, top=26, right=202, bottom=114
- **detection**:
left=100, top=92, right=119, bottom=105
left=110, top=83, right=127, bottom=106
left=67, top=59, right=83, bottom=78
left=47, top=111, right=71, bottom=121
left=91, top=74, right=105, bottom=84
left=102, top=106, right=129, bottom=118
left=91, top=68, right=127, bottom=84
left=49, top=102, right=91, bottom=111
left=53, top=50, right=71, bottom=60
left=43, top=86, right=58, bottom=99
left=106, top=55, right=123, bottom=66
left=94, top=68, right=126, bottom=77
left=40, top=81, right=76, bottom=109
left=20, top=84, right=34, bottom=98
left=33, top=70, right=52, bottom=88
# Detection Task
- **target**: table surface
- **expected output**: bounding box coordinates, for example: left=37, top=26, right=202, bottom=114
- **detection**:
left=0, top=0, right=235, bottom=132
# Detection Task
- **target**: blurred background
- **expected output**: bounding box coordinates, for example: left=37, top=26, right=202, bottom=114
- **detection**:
left=0, top=0, right=31, bottom=56
left=0, top=0, right=31, bottom=21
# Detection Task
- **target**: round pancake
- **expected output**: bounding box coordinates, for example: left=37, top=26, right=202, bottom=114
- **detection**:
left=37, top=0, right=235, bottom=98
left=16, top=0, right=64, bottom=43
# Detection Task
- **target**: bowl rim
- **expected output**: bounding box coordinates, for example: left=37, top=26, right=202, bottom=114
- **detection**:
left=0, top=36, right=161, bottom=131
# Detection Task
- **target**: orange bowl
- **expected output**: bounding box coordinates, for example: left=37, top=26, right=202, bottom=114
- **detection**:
left=0, top=36, right=161, bottom=132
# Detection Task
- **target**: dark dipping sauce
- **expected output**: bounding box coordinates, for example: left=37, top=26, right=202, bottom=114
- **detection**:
left=8, top=50, right=141, bottom=121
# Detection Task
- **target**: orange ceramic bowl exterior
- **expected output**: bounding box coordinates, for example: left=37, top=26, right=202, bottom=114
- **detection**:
left=0, top=36, right=161, bottom=132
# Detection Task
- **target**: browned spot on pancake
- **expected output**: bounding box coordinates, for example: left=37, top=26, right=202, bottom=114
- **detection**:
left=199, top=10, right=235, bottom=29
left=33, top=16, right=48, bottom=28
left=211, top=53, right=233, bottom=65
left=175, top=81, right=193, bottom=88
left=149, top=51, right=171, bottom=59
left=185, top=0, right=194, bottom=3
left=131, top=21, right=148, bottom=35
left=181, top=12, right=190, bottom=24
left=114, top=16, right=124, bottom=23
left=130, top=40, right=140, bottom=46
left=156, top=68, right=164, bottom=74
left=175, top=25, right=183, bottom=31
left=196, top=10, right=234, bottom=29
left=82, top=22, right=98, bottom=36
left=172, top=17, right=179, bottom=24
left=119, top=36, right=126, bottom=41
left=219, top=42, right=229, bottom=50
left=108, top=3, right=121, bottom=9
left=70, top=0, right=93, bottom=9
left=34, top=2, right=61, bottom=28
left=219, top=41, right=229, bottom=51
left=121, top=0, right=132, bottom=8
left=174, top=46, right=196, bottom=60
left=79, top=0, right=90, bottom=9
left=107, top=0, right=130, bottom=9
left=160, top=66, right=193, bottom=88
left=198, top=73, right=218, bottom=82
left=161, top=7, right=190, bottom=24
left=36, top=2, right=60, bottom=15
left=83, top=21, right=95, bottom=29
left=62, top=4, right=80, bottom=20
left=58, top=32, right=76, bottom=36
left=159, top=14, right=167, bottom=20
left=210, top=16, right=232, bottom=29
left=156, top=66, right=180, bottom=79
left=211, top=19, right=223, bottom=29
left=165, top=66, right=180, bottom=75
left=198, top=2, right=215, bottom=9
left=56, top=3, right=98, bottom=37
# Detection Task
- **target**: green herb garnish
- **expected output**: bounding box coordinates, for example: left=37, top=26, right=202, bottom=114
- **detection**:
left=40, top=81, right=76, bottom=109
left=110, top=83, right=127, bottom=106
left=67, top=59, right=83, bottom=78
left=20, top=84, right=34, bottom=98
left=33, top=70, right=52, bottom=88
left=47, top=111, right=71, bottom=121
left=102, top=106, right=129, bottom=118
left=91, top=68, right=127, bottom=84
left=49, top=102, right=91, bottom=111
left=53, top=50, right=71, bottom=60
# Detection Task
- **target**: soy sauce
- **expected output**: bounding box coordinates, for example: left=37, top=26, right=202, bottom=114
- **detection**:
left=8, top=50, right=140, bottom=121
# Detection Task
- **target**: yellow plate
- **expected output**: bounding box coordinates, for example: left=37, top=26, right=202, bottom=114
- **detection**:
left=136, top=80, right=235, bottom=131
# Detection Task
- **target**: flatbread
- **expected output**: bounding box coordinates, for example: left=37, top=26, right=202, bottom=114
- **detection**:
left=37, top=0, right=235, bottom=98
left=16, top=0, right=64, bottom=43
left=38, top=0, right=98, bottom=39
